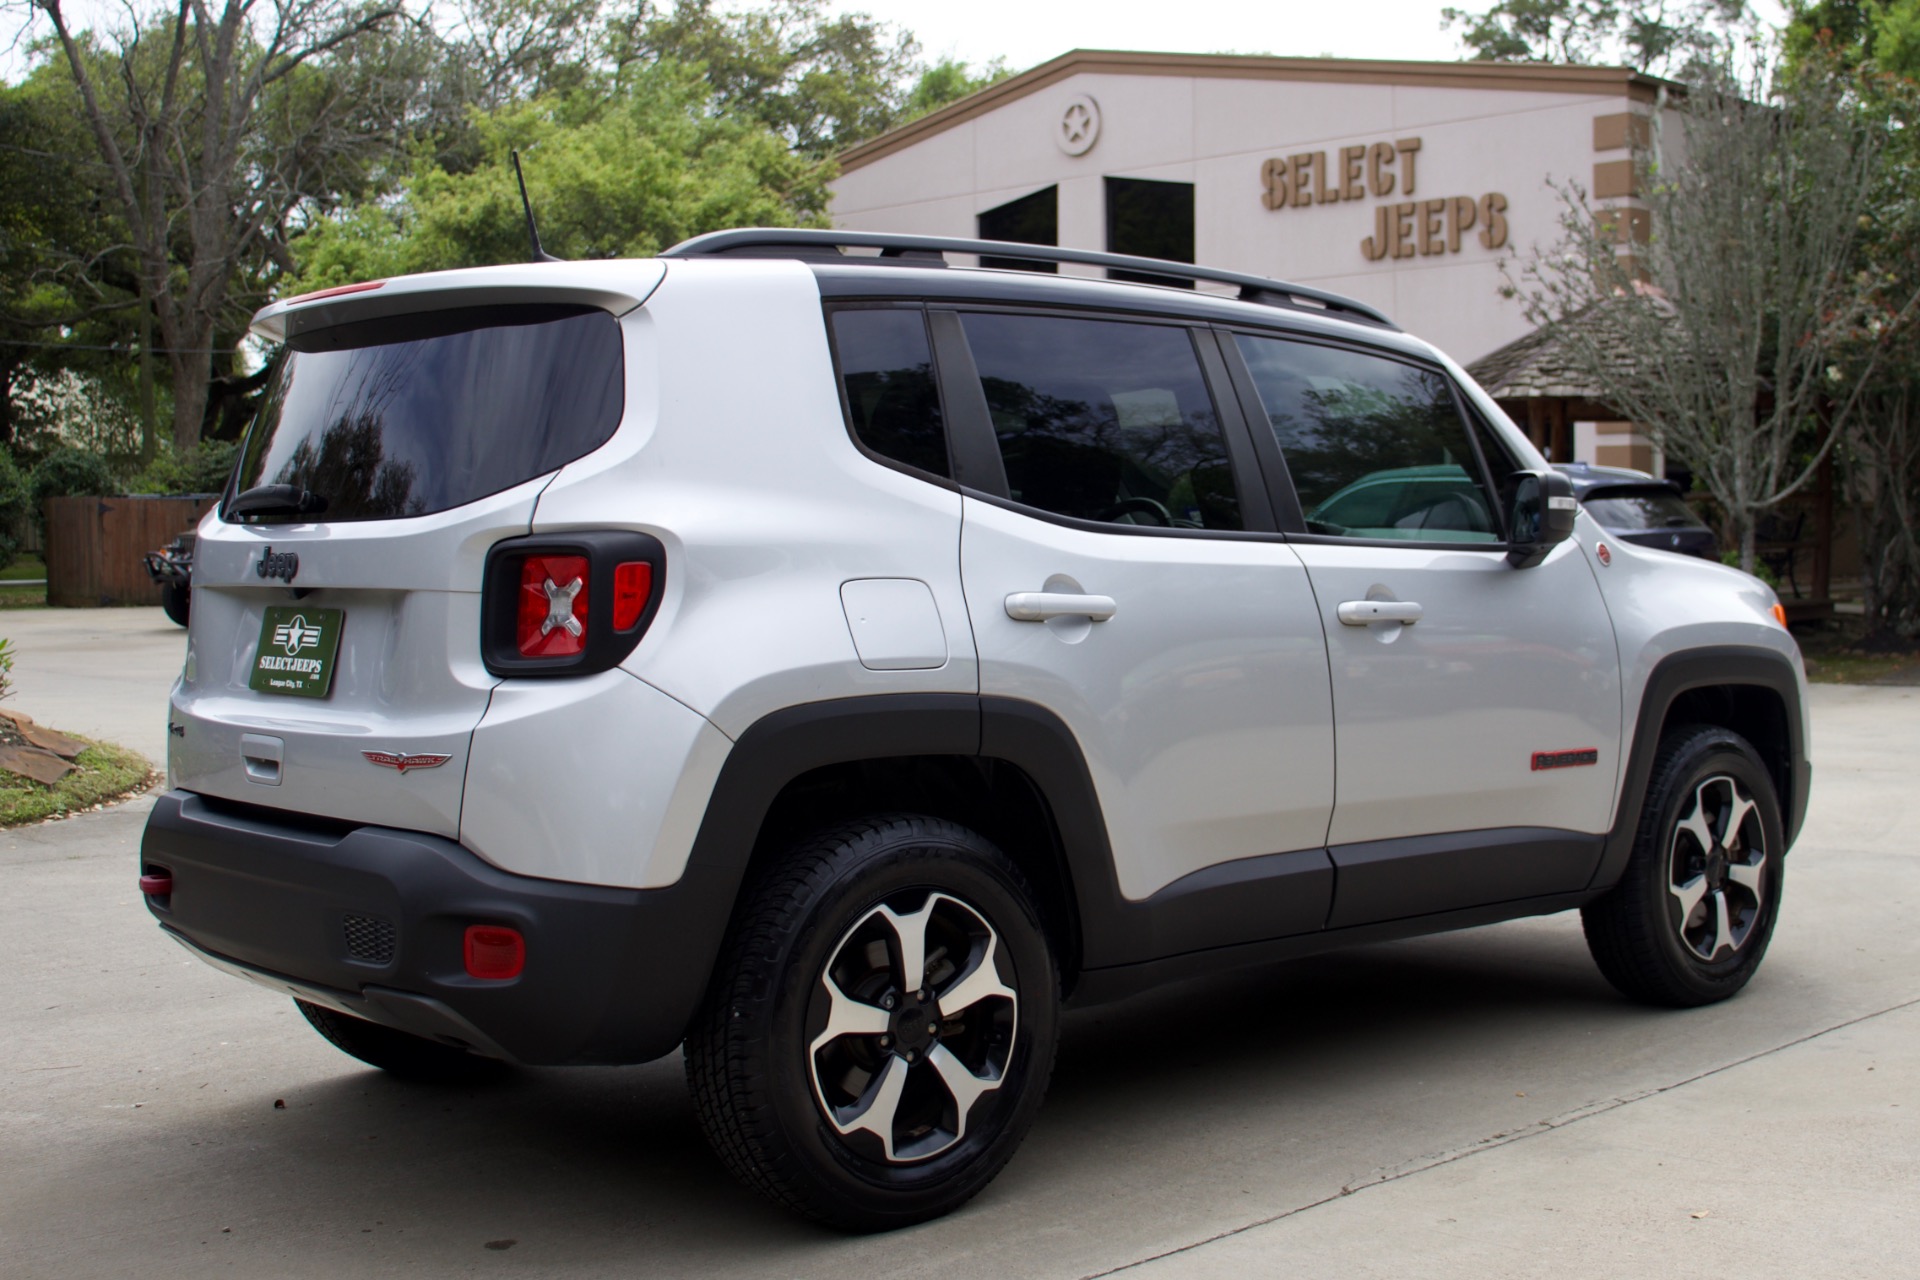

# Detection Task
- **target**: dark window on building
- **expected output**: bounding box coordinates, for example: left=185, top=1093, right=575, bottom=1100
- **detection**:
left=959, top=312, right=1241, bottom=530
left=1234, top=335, right=1498, bottom=543
left=830, top=308, right=950, bottom=479
left=977, top=186, right=1058, bottom=273
left=1105, top=177, right=1194, bottom=288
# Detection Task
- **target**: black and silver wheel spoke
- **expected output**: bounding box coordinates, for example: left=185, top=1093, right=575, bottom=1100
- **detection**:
left=1668, top=774, right=1767, bottom=962
left=808, top=890, right=1019, bottom=1164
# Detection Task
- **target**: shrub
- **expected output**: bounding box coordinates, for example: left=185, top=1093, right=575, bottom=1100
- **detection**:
left=28, top=448, right=117, bottom=537
left=125, top=440, right=241, bottom=497
left=0, top=453, right=31, bottom=572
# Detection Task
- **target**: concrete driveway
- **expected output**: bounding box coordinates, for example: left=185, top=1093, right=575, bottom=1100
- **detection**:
left=0, top=612, right=1914, bottom=1278
left=1, top=606, right=184, bottom=765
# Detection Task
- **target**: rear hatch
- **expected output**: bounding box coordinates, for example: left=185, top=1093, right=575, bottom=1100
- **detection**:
left=1579, top=484, right=1716, bottom=559
left=171, top=266, right=658, bottom=835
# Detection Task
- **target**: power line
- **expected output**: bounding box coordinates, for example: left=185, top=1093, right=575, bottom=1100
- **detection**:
left=0, top=337, right=250, bottom=354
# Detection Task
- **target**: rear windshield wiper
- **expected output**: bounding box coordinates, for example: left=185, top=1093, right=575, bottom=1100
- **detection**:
left=226, top=484, right=329, bottom=522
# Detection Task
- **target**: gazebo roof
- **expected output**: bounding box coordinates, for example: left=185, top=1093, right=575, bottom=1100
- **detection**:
left=1466, top=322, right=1611, bottom=401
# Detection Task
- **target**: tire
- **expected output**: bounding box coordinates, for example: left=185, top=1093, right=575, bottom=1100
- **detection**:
left=295, top=999, right=505, bottom=1083
left=1582, top=724, right=1786, bottom=1007
left=160, top=582, right=190, bottom=628
left=685, top=814, right=1059, bottom=1232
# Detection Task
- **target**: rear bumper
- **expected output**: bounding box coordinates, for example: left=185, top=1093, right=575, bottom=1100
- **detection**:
left=138, top=790, right=720, bottom=1065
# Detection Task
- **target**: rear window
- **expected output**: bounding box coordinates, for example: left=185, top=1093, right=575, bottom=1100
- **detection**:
left=228, top=304, right=624, bottom=523
left=1582, top=489, right=1704, bottom=531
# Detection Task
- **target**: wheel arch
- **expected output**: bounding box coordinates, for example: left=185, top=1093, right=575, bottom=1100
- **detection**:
left=672, top=695, right=1127, bottom=1017
left=1591, top=646, right=1808, bottom=891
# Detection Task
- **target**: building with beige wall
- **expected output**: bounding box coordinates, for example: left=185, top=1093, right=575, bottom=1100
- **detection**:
left=830, top=50, right=1667, bottom=473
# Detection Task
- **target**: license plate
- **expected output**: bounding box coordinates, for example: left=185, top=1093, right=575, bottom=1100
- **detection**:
left=249, top=606, right=344, bottom=699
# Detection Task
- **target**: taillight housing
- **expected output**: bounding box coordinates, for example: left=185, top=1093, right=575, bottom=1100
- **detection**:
left=482, top=531, right=665, bottom=677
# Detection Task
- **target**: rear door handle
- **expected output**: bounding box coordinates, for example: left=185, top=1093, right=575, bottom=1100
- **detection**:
left=1337, top=600, right=1423, bottom=626
left=1005, top=592, right=1117, bottom=622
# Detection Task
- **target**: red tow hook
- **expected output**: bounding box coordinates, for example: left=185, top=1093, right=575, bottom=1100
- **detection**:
left=139, top=870, right=173, bottom=897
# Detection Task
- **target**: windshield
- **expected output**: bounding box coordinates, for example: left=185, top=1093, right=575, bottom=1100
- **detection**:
left=228, top=304, right=624, bottom=523
left=1582, top=489, right=1704, bottom=532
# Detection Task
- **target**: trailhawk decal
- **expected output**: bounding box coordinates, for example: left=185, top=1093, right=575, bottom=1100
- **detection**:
left=248, top=606, right=343, bottom=698
left=362, top=751, right=452, bottom=774
left=1531, top=748, right=1599, bottom=772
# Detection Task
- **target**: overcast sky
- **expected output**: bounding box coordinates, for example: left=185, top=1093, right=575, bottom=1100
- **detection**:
left=4, top=0, right=1790, bottom=85
left=832, top=0, right=1788, bottom=74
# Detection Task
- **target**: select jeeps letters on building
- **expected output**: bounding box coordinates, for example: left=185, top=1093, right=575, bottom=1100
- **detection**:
left=139, top=229, right=1809, bottom=1232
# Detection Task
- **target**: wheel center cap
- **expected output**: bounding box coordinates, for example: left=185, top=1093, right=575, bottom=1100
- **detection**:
left=890, top=1001, right=937, bottom=1054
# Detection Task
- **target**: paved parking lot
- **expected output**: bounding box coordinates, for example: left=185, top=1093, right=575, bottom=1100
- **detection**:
left=1, top=607, right=1914, bottom=1277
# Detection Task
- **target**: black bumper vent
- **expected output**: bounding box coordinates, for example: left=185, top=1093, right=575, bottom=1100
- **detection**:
left=343, top=914, right=396, bottom=966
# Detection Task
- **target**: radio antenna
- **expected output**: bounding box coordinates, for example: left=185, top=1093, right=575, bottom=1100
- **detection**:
left=511, top=150, right=563, bottom=263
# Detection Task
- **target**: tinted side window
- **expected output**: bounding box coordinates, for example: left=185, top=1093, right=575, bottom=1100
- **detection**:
left=959, top=312, right=1242, bottom=530
left=830, top=308, right=950, bottom=479
left=1234, top=335, right=1497, bottom=543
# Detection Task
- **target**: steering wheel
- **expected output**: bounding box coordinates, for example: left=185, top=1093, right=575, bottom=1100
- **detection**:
left=1099, top=496, right=1174, bottom=526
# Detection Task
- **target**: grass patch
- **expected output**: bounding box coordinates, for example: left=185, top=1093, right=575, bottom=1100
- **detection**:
left=1, top=553, right=47, bottom=582
left=0, top=737, right=153, bottom=826
left=0, top=585, right=46, bottom=609
left=1793, top=615, right=1920, bottom=685
left=1801, top=651, right=1920, bottom=685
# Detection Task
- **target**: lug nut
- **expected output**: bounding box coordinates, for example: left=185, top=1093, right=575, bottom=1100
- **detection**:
left=927, top=1023, right=938, bottom=1036
left=879, top=1035, right=891, bottom=1048
left=881, top=993, right=896, bottom=1009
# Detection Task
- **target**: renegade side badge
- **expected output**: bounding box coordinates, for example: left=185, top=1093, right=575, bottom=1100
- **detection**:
left=1532, top=748, right=1599, bottom=771
left=363, top=751, right=452, bottom=774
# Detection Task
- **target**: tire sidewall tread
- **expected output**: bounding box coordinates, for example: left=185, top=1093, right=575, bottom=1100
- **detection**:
left=685, top=814, right=1059, bottom=1232
left=1582, top=723, right=1786, bottom=1007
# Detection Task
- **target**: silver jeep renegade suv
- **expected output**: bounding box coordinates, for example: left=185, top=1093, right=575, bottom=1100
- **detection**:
left=139, top=229, right=1809, bottom=1231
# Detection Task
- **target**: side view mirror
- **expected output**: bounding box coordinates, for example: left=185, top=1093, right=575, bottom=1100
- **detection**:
left=1504, top=469, right=1578, bottom=568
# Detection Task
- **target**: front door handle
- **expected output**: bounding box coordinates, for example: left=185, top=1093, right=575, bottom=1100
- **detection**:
left=1005, top=592, right=1117, bottom=622
left=1337, top=599, right=1423, bottom=626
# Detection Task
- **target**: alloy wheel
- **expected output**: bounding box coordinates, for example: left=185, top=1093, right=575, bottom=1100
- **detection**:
left=1667, top=773, right=1768, bottom=962
left=806, top=891, right=1019, bottom=1164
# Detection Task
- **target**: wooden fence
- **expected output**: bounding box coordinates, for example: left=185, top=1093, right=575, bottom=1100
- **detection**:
left=44, top=495, right=216, bottom=607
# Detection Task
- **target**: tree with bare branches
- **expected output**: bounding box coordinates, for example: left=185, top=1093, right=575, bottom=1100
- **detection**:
left=1511, top=59, right=1915, bottom=571
left=26, top=0, right=429, bottom=450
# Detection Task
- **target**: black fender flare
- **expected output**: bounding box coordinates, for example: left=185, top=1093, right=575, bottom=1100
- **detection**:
left=1589, top=645, right=1808, bottom=891
left=668, top=693, right=1332, bottom=1014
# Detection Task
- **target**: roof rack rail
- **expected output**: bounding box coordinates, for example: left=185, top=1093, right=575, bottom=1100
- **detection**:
left=659, top=228, right=1398, bottom=330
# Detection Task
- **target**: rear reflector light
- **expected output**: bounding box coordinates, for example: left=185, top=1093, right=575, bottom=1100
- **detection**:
left=138, top=870, right=173, bottom=897
left=516, top=554, right=591, bottom=658
left=464, top=925, right=525, bottom=980
left=612, top=561, right=652, bottom=631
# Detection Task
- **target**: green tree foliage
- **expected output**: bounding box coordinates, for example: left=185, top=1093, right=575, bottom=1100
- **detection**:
left=608, top=0, right=922, bottom=156
left=1443, top=0, right=1757, bottom=75
left=1785, top=2, right=1920, bottom=636
left=290, top=62, right=834, bottom=288
left=27, top=447, right=117, bottom=537
left=0, top=72, right=141, bottom=449
left=903, top=56, right=1012, bottom=120
left=0, top=450, right=30, bottom=570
